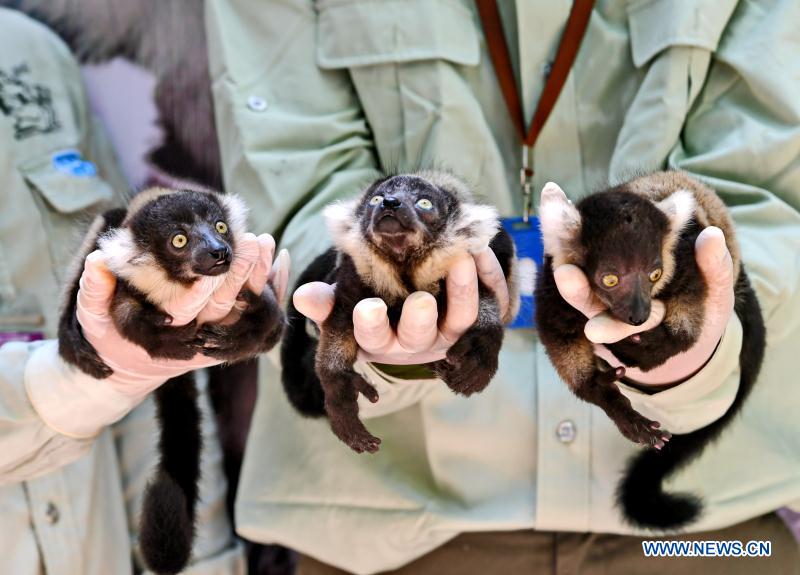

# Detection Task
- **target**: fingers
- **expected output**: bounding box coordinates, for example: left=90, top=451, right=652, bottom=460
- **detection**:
left=440, top=253, right=479, bottom=343
left=554, top=264, right=606, bottom=319
left=474, top=247, right=510, bottom=319
left=270, top=249, right=291, bottom=304
left=353, top=298, right=394, bottom=354
left=396, top=291, right=439, bottom=352
left=75, top=251, right=117, bottom=337
left=584, top=300, right=666, bottom=344
left=293, top=281, right=335, bottom=324
left=695, top=226, right=735, bottom=320
left=77, top=251, right=116, bottom=317
left=197, top=233, right=259, bottom=323
left=246, top=234, right=276, bottom=294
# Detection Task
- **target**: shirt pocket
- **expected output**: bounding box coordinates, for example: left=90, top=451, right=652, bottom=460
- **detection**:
left=316, top=0, right=480, bottom=70
left=315, top=0, right=489, bottom=179
left=18, top=153, right=116, bottom=282
left=627, top=0, right=737, bottom=67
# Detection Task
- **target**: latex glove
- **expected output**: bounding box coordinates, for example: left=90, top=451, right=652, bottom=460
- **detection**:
left=294, top=247, right=510, bottom=365
left=555, top=226, right=736, bottom=385
left=26, top=234, right=287, bottom=439
left=76, top=232, right=287, bottom=394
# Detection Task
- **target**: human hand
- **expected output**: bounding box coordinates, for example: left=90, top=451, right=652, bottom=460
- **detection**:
left=75, top=232, right=289, bottom=396
left=555, top=226, right=736, bottom=385
left=293, top=247, right=510, bottom=365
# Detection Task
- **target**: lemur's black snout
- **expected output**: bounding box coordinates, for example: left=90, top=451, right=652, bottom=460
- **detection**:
left=382, top=196, right=401, bottom=209
left=195, top=235, right=231, bottom=275
left=208, top=245, right=230, bottom=262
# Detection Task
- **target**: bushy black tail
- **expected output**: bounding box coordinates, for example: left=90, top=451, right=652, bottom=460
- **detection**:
left=279, top=249, right=338, bottom=417
left=617, top=269, right=766, bottom=529
left=140, top=373, right=202, bottom=574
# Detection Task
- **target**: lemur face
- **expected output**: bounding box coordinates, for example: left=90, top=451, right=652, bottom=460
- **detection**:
left=579, top=191, right=668, bottom=326
left=130, top=191, right=236, bottom=281
left=359, top=175, right=456, bottom=261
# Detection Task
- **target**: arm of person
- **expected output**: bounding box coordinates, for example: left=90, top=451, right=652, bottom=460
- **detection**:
left=561, top=0, right=800, bottom=434
left=0, top=236, right=275, bottom=484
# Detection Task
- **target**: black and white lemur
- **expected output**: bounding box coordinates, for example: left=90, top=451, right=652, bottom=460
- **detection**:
left=535, top=171, right=765, bottom=530
left=281, top=171, right=518, bottom=454
left=58, top=188, right=284, bottom=574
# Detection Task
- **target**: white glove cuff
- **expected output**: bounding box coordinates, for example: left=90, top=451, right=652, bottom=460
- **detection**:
left=617, top=314, right=743, bottom=434
left=25, top=340, right=146, bottom=438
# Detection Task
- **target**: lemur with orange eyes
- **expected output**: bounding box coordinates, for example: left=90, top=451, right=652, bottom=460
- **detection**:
left=281, top=171, right=518, bottom=454
left=58, top=188, right=283, bottom=574
left=535, top=171, right=765, bottom=530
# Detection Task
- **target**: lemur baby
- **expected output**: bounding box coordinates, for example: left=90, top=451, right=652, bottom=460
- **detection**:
left=58, top=188, right=284, bottom=574
left=535, top=171, right=765, bottom=529
left=281, top=171, right=518, bottom=454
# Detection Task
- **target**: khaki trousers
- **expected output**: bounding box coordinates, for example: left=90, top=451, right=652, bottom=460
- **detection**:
left=297, top=513, right=800, bottom=575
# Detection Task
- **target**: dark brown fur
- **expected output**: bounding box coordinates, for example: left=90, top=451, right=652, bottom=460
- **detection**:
left=535, top=171, right=765, bottom=529
left=281, top=172, right=517, bottom=454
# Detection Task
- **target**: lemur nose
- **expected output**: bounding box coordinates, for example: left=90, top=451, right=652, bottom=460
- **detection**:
left=209, top=246, right=230, bottom=261
left=382, top=196, right=401, bottom=209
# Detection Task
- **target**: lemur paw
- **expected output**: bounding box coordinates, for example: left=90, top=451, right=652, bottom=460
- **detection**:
left=356, top=379, right=380, bottom=403
left=615, top=412, right=672, bottom=449
left=82, top=355, right=114, bottom=379
left=331, top=420, right=381, bottom=454
left=434, top=330, right=499, bottom=396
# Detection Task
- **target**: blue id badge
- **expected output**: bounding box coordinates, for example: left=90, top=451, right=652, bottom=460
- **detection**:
left=502, top=216, right=543, bottom=329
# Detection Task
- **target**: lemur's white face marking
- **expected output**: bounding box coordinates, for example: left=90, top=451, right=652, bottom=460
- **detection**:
left=324, top=172, right=499, bottom=297
left=100, top=189, right=249, bottom=309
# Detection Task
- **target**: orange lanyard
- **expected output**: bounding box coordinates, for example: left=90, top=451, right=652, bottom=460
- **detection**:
left=476, top=0, right=596, bottom=221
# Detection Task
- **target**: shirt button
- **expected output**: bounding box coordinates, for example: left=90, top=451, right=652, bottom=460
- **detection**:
left=45, top=502, right=60, bottom=525
left=247, top=95, right=268, bottom=112
left=543, top=61, right=554, bottom=79
left=556, top=419, right=577, bottom=444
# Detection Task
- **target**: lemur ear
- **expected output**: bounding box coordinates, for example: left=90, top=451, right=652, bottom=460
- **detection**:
left=655, top=189, right=695, bottom=233
left=539, top=182, right=583, bottom=265
left=453, top=201, right=500, bottom=252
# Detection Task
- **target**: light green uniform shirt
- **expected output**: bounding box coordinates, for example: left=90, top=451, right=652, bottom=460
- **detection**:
left=207, top=0, right=800, bottom=573
left=0, top=9, right=243, bottom=574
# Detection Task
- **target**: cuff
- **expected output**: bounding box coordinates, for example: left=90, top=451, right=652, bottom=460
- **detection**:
left=24, top=340, right=145, bottom=438
left=354, top=361, right=437, bottom=419
left=617, top=314, right=743, bottom=434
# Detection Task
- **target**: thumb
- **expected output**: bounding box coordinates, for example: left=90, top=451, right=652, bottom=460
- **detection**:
left=695, top=226, right=735, bottom=318
left=77, top=251, right=116, bottom=317
left=293, top=281, right=335, bottom=325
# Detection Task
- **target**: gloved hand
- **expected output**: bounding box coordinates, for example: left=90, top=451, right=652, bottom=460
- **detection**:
left=76, top=232, right=289, bottom=393
left=27, top=232, right=289, bottom=438
left=294, top=248, right=510, bottom=365
left=554, top=225, right=736, bottom=385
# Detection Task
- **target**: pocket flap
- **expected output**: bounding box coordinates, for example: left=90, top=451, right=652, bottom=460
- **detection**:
left=628, top=0, right=736, bottom=67
left=21, top=152, right=114, bottom=213
left=317, top=0, right=480, bottom=69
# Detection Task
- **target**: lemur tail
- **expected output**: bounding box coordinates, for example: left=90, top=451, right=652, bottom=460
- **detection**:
left=280, top=249, right=338, bottom=417
left=140, top=373, right=202, bottom=574
left=617, top=268, right=765, bottom=530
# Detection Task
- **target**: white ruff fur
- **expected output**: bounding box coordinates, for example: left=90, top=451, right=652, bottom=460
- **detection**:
left=653, top=189, right=696, bottom=297
left=324, top=197, right=499, bottom=297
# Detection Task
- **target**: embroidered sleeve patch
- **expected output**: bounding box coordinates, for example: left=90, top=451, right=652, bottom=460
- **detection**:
left=0, top=63, right=61, bottom=140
